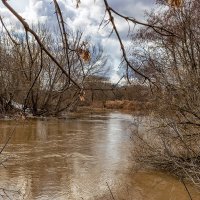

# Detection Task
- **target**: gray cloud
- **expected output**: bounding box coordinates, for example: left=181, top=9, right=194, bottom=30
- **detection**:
left=107, top=0, right=155, bottom=19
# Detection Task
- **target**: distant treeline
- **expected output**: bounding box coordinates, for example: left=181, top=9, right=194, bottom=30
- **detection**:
left=79, top=75, right=151, bottom=112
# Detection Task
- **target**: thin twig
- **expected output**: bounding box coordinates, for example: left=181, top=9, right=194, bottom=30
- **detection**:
left=181, top=179, right=193, bottom=200
left=0, top=126, right=16, bottom=155
left=106, top=182, right=116, bottom=200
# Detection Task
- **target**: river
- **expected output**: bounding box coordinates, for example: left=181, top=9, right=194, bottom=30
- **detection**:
left=0, top=111, right=199, bottom=199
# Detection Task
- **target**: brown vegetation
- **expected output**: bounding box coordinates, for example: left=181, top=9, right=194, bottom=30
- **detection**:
left=131, top=0, right=200, bottom=189
left=104, top=100, right=152, bottom=113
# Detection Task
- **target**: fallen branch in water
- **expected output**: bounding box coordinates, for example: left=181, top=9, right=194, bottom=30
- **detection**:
left=181, top=179, right=193, bottom=200
left=0, top=126, right=16, bottom=155
left=0, top=187, right=21, bottom=200
left=106, top=182, right=116, bottom=200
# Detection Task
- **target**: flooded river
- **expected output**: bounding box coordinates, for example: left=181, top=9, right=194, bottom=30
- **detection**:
left=0, top=111, right=199, bottom=199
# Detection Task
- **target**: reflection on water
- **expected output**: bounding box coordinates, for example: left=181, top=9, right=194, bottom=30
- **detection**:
left=0, top=111, right=199, bottom=199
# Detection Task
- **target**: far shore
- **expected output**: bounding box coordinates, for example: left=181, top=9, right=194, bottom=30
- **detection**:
left=0, top=100, right=152, bottom=120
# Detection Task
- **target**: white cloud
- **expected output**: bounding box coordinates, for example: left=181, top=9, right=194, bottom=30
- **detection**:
left=0, top=0, right=156, bottom=83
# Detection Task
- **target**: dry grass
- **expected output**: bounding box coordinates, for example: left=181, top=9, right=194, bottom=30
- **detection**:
left=104, top=100, right=152, bottom=114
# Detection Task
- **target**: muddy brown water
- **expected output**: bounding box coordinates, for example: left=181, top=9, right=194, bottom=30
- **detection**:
left=0, top=111, right=199, bottom=200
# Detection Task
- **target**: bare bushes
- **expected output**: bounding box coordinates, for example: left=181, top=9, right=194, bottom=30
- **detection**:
left=131, top=0, right=200, bottom=187
left=132, top=117, right=200, bottom=186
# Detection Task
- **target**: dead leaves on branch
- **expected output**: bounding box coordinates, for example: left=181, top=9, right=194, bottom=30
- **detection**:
left=77, top=48, right=91, bottom=62
left=167, top=0, right=183, bottom=8
left=76, top=42, right=91, bottom=62
left=76, top=0, right=81, bottom=8
left=79, top=90, right=85, bottom=101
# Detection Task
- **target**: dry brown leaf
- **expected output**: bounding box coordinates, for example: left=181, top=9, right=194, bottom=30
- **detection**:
left=167, top=0, right=183, bottom=8
left=76, top=0, right=81, bottom=8
left=76, top=41, right=91, bottom=62
left=76, top=47, right=91, bottom=62
left=80, top=50, right=91, bottom=62
left=79, top=95, right=85, bottom=101
left=79, top=91, right=86, bottom=101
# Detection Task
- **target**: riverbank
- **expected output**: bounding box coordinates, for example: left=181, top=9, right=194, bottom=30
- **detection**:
left=80, top=100, right=153, bottom=115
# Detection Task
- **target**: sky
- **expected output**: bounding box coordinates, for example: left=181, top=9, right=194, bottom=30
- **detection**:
left=0, top=0, right=156, bottom=83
